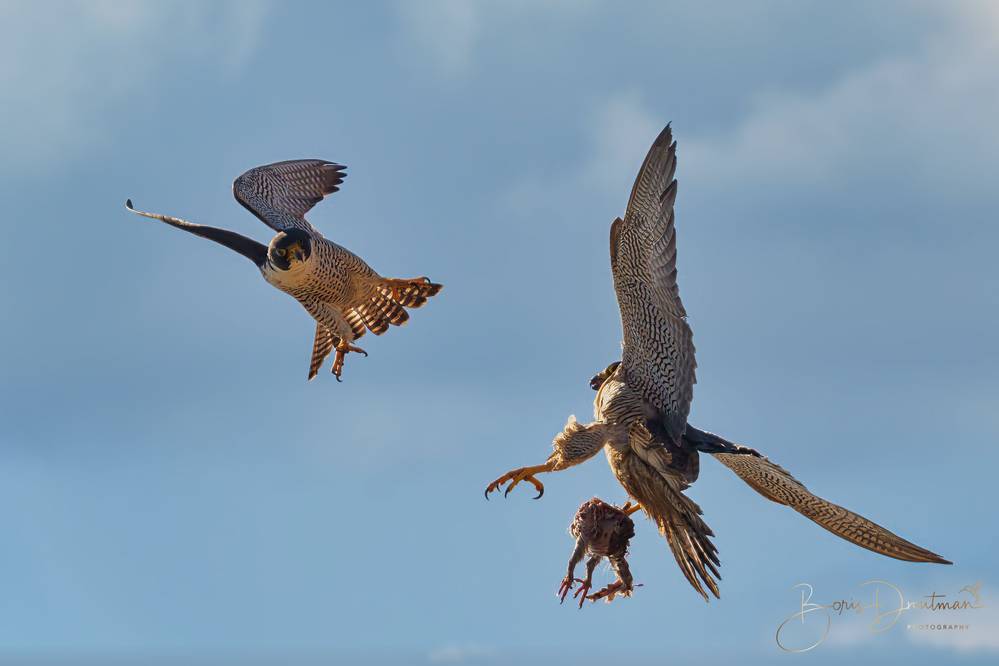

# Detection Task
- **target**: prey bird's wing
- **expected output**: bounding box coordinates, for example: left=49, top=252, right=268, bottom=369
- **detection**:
left=610, top=125, right=695, bottom=443
left=233, top=159, right=346, bottom=237
left=712, top=452, right=951, bottom=564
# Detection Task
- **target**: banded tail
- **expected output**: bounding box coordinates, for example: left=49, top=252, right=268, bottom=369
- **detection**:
left=306, top=278, right=443, bottom=380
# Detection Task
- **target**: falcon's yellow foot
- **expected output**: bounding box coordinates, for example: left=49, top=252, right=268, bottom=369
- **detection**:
left=620, top=501, right=643, bottom=516
left=484, top=462, right=555, bottom=500
left=331, top=341, right=367, bottom=382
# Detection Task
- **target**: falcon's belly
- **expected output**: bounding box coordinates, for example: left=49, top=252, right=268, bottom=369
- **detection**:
left=261, top=238, right=378, bottom=338
left=596, top=370, right=699, bottom=485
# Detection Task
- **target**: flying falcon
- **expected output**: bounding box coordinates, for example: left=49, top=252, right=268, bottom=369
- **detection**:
left=485, top=126, right=950, bottom=600
left=126, top=160, right=442, bottom=381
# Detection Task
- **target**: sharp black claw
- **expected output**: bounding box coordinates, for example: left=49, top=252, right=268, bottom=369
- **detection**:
left=335, top=375, right=342, bottom=383
left=503, top=486, right=512, bottom=498
left=359, top=350, right=368, bottom=357
left=484, top=488, right=490, bottom=500
left=533, top=488, right=544, bottom=499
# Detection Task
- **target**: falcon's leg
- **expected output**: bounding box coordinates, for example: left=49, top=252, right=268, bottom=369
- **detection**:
left=558, top=538, right=586, bottom=604
left=484, top=461, right=555, bottom=499
left=620, top=501, right=643, bottom=516
left=331, top=339, right=367, bottom=382
left=572, top=556, right=600, bottom=609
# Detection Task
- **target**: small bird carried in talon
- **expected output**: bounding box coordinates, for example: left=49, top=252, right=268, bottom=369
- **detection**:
left=488, top=125, right=950, bottom=601
left=558, top=498, right=638, bottom=609
left=125, top=159, right=442, bottom=381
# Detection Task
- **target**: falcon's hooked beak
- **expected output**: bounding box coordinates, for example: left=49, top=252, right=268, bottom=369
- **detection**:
left=268, top=230, right=312, bottom=270
left=589, top=361, right=621, bottom=391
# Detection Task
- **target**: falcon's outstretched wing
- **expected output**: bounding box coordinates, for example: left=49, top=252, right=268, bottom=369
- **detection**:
left=233, top=159, right=346, bottom=236
left=712, top=452, right=952, bottom=564
left=610, top=125, right=695, bottom=444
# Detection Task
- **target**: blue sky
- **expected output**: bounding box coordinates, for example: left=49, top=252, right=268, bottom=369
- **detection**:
left=2, top=1, right=998, bottom=664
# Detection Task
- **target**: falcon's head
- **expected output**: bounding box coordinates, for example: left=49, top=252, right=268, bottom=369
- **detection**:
left=590, top=361, right=621, bottom=390
left=268, top=229, right=312, bottom=270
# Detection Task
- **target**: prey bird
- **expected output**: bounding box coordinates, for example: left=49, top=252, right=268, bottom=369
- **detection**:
left=486, top=126, right=950, bottom=600
left=559, top=497, right=640, bottom=608
left=126, top=160, right=441, bottom=381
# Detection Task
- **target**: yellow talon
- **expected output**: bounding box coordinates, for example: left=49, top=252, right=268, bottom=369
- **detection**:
left=484, top=462, right=555, bottom=500
left=620, top=501, right=642, bottom=516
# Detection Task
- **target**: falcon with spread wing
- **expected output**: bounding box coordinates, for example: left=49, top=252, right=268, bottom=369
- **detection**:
left=486, top=126, right=949, bottom=600
left=126, top=160, right=441, bottom=381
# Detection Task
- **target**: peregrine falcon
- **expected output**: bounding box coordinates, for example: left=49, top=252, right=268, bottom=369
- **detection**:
left=126, top=160, right=442, bottom=381
left=486, top=126, right=950, bottom=600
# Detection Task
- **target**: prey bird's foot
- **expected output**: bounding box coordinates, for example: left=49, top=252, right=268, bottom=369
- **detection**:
left=484, top=463, right=553, bottom=500
left=331, top=342, right=367, bottom=382
left=587, top=581, right=642, bottom=604
left=572, top=580, right=593, bottom=609
left=557, top=576, right=578, bottom=605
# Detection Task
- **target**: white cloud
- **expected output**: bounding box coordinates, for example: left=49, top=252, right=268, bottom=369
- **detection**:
left=0, top=1, right=270, bottom=174
left=396, top=0, right=480, bottom=77
left=580, top=91, right=662, bottom=197
left=428, top=641, right=496, bottom=663
left=680, top=3, right=999, bottom=197
left=501, top=90, right=662, bottom=217
left=394, top=0, right=596, bottom=78
left=504, top=2, right=999, bottom=232
left=905, top=599, right=999, bottom=653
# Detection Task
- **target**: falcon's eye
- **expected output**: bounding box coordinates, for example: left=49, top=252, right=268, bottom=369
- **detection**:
left=275, top=248, right=287, bottom=258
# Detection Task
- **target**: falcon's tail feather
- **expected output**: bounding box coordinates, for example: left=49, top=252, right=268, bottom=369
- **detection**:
left=308, top=323, right=335, bottom=381
left=344, top=279, right=442, bottom=339
left=609, top=448, right=721, bottom=601
left=376, top=278, right=443, bottom=309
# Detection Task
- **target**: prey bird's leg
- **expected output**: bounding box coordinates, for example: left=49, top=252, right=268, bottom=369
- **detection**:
left=331, top=339, right=368, bottom=382
left=484, top=460, right=556, bottom=499
left=587, top=553, right=639, bottom=603
left=558, top=538, right=586, bottom=604
left=573, top=556, right=600, bottom=609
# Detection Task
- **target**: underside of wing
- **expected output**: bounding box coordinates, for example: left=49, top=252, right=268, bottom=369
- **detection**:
left=712, top=452, right=951, bottom=564
left=610, top=125, right=695, bottom=443
left=233, top=159, right=346, bottom=236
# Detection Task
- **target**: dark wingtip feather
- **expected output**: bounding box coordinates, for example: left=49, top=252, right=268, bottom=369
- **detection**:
left=125, top=199, right=133, bottom=209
